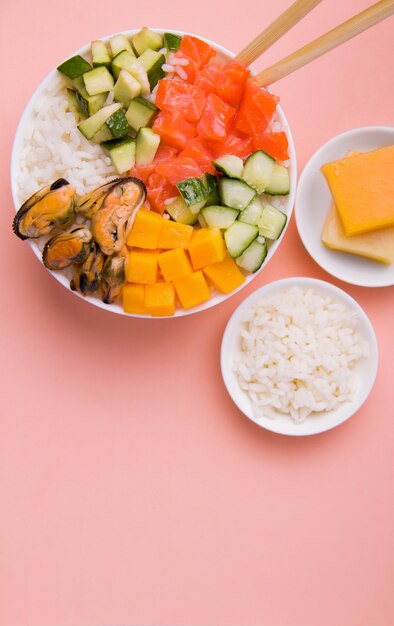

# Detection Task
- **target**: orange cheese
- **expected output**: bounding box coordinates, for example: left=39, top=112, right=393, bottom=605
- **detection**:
left=321, top=145, right=394, bottom=236
left=321, top=203, right=394, bottom=265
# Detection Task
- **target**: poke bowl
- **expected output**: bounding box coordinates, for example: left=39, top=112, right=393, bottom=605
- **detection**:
left=11, top=28, right=297, bottom=318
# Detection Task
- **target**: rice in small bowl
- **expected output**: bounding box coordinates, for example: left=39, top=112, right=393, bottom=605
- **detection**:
left=221, top=277, right=378, bottom=436
left=11, top=29, right=297, bottom=318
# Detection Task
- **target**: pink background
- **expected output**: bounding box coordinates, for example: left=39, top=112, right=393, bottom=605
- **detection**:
left=1, top=1, right=394, bottom=625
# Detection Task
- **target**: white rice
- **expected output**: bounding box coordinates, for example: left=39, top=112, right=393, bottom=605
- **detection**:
left=234, top=287, right=369, bottom=423
left=16, top=74, right=116, bottom=204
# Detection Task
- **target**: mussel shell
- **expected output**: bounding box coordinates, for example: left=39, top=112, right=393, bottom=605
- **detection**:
left=43, top=225, right=92, bottom=271
left=70, top=240, right=105, bottom=295
left=13, top=179, right=75, bottom=240
left=90, top=177, right=146, bottom=256
left=101, top=254, right=126, bottom=304
left=76, top=177, right=145, bottom=218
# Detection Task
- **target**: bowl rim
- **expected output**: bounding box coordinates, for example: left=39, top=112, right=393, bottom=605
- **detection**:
left=295, top=125, right=394, bottom=288
left=10, top=28, right=297, bottom=319
left=220, top=276, right=379, bottom=436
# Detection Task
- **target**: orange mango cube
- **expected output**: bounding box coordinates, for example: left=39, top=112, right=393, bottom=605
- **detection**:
left=158, top=219, right=193, bottom=249
left=158, top=248, right=193, bottom=282
left=174, top=270, right=211, bottom=309
left=145, top=282, right=176, bottom=317
left=122, top=283, right=147, bottom=314
left=126, top=250, right=158, bottom=284
left=203, top=254, right=246, bottom=294
left=127, top=209, right=163, bottom=249
left=188, top=227, right=226, bottom=270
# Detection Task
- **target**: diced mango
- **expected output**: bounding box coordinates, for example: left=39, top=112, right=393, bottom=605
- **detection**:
left=158, top=219, right=193, bottom=249
left=127, top=209, right=163, bottom=249
left=321, top=145, right=394, bottom=236
left=174, top=270, right=211, bottom=308
left=321, top=203, right=394, bottom=264
left=188, top=227, right=226, bottom=270
left=158, top=248, right=193, bottom=282
left=203, top=254, right=246, bottom=293
left=145, top=282, right=176, bottom=316
left=122, top=283, right=147, bottom=314
left=126, top=249, right=158, bottom=284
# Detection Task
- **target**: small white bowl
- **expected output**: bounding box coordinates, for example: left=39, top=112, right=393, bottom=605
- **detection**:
left=295, top=126, right=394, bottom=288
left=11, top=29, right=296, bottom=318
left=221, top=277, right=378, bottom=436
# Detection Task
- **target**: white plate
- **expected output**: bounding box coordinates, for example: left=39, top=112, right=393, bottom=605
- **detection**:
left=221, top=277, right=378, bottom=436
left=295, top=126, right=394, bottom=287
left=10, top=29, right=296, bottom=318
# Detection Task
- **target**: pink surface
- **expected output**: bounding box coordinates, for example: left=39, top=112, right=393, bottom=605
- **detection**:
left=1, top=1, right=394, bottom=625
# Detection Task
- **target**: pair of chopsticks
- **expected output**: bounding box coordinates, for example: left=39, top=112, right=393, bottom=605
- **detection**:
left=235, top=0, right=394, bottom=86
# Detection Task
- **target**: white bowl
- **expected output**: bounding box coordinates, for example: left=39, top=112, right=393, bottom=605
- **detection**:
left=10, top=29, right=296, bottom=318
left=296, top=126, right=394, bottom=287
left=221, top=277, right=378, bottom=436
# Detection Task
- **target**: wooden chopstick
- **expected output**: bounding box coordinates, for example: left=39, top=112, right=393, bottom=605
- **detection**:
left=235, top=0, right=323, bottom=66
left=254, top=0, right=394, bottom=86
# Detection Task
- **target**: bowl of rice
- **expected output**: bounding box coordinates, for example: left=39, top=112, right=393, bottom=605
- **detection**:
left=10, top=29, right=296, bottom=318
left=221, top=277, right=378, bottom=436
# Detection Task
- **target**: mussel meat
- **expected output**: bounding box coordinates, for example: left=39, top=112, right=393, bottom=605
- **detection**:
left=13, top=178, right=75, bottom=240
left=77, top=177, right=146, bottom=256
left=70, top=240, right=105, bottom=295
left=43, top=226, right=92, bottom=271
left=101, top=254, right=126, bottom=304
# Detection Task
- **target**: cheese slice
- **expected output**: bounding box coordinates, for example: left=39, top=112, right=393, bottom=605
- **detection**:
left=321, top=145, right=394, bottom=236
left=321, top=203, right=394, bottom=265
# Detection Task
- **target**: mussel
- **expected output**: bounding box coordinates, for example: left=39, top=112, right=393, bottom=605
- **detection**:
left=101, top=254, right=126, bottom=304
left=43, top=226, right=92, bottom=271
left=13, top=178, right=75, bottom=240
left=77, top=177, right=146, bottom=256
left=70, top=240, right=105, bottom=295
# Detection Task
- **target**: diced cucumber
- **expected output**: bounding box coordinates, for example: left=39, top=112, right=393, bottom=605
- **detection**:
left=258, top=204, right=287, bottom=239
left=164, top=32, right=182, bottom=51
left=109, top=34, right=135, bottom=58
left=90, top=125, right=113, bottom=144
left=203, top=173, right=220, bottom=206
left=66, top=89, right=84, bottom=122
left=198, top=213, right=208, bottom=228
left=113, top=69, right=142, bottom=108
left=137, top=49, right=165, bottom=90
left=201, top=206, right=239, bottom=229
left=218, top=177, right=256, bottom=211
left=236, top=240, right=267, bottom=273
left=176, top=177, right=208, bottom=208
left=106, top=108, right=130, bottom=138
left=57, top=55, right=91, bottom=79
left=78, top=103, right=121, bottom=140
left=111, top=51, right=150, bottom=93
left=264, top=164, right=290, bottom=195
left=165, top=197, right=198, bottom=225
left=83, top=66, right=114, bottom=96
left=238, top=196, right=264, bottom=226
left=135, top=128, right=160, bottom=165
left=91, top=40, right=111, bottom=68
left=132, top=28, right=163, bottom=56
left=242, top=150, right=275, bottom=194
left=75, top=87, right=107, bottom=117
left=224, top=221, right=259, bottom=258
left=126, top=97, right=158, bottom=131
left=213, top=154, right=244, bottom=179
left=102, top=136, right=135, bottom=174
